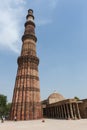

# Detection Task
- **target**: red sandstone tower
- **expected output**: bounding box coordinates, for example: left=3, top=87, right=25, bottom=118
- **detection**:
left=10, top=9, right=42, bottom=120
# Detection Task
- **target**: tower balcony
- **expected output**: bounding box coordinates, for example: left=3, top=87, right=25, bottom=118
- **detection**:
left=22, top=34, right=37, bottom=42
left=25, top=21, right=35, bottom=28
left=17, top=55, right=39, bottom=65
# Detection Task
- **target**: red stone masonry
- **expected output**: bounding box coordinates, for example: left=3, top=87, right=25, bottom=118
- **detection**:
left=10, top=9, right=42, bottom=120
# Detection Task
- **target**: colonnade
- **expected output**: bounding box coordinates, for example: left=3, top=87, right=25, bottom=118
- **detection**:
left=43, top=103, right=81, bottom=119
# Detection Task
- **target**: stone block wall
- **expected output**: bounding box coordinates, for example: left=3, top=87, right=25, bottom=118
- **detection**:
left=79, top=99, right=87, bottom=118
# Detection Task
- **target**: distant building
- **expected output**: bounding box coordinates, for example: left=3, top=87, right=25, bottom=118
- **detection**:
left=42, top=92, right=87, bottom=119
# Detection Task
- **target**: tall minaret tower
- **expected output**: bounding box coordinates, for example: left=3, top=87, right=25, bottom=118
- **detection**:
left=10, top=9, right=42, bottom=120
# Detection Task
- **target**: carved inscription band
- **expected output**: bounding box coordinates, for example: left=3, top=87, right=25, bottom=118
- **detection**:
left=15, top=87, right=40, bottom=92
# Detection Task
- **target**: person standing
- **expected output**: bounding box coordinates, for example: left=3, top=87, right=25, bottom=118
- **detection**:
left=14, top=116, right=17, bottom=121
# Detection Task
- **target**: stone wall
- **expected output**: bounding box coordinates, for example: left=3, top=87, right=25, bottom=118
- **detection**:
left=79, top=99, right=87, bottom=118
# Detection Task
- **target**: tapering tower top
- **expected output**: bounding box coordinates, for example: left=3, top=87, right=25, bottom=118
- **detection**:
left=28, top=9, right=33, bottom=13
left=22, top=9, right=37, bottom=43
left=26, top=9, right=34, bottom=22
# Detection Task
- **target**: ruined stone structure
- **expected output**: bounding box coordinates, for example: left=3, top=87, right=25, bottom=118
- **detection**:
left=42, top=93, right=81, bottom=119
left=10, top=9, right=42, bottom=120
left=79, top=99, right=87, bottom=118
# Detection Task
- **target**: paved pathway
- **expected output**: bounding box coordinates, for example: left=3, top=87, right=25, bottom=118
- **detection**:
left=0, top=119, right=87, bottom=130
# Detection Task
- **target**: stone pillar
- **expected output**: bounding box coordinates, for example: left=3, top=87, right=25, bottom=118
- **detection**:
left=56, top=106, right=58, bottom=118
left=55, top=107, right=58, bottom=118
left=58, top=106, right=61, bottom=119
left=49, top=108, right=51, bottom=118
left=61, top=105, right=64, bottom=119
left=76, top=103, right=81, bottom=119
left=48, top=108, right=50, bottom=118
left=57, top=106, right=59, bottom=119
left=69, top=103, right=74, bottom=119
left=53, top=107, right=54, bottom=118
left=54, top=107, right=57, bottom=118
left=50, top=107, right=52, bottom=118
left=72, top=103, right=77, bottom=119
left=63, top=104, right=67, bottom=119
left=54, top=107, right=56, bottom=118
left=50, top=108, right=52, bottom=118
left=50, top=107, right=51, bottom=118
left=46, top=107, right=48, bottom=117
left=46, top=108, right=49, bottom=117
left=66, top=104, right=70, bottom=119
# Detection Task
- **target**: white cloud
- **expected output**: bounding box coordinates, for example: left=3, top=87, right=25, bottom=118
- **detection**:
left=0, top=0, right=26, bottom=53
left=16, top=0, right=26, bottom=4
left=0, top=0, right=58, bottom=53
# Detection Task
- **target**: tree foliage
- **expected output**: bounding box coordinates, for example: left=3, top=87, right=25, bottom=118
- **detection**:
left=74, top=96, right=80, bottom=101
left=0, top=95, right=7, bottom=117
left=0, top=94, right=11, bottom=118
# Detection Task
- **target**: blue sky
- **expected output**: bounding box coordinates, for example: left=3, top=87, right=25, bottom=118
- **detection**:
left=0, top=0, right=87, bottom=102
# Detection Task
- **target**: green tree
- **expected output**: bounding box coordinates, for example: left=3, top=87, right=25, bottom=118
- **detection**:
left=6, top=103, right=11, bottom=117
left=0, top=94, right=11, bottom=119
left=0, top=94, right=7, bottom=117
left=74, top=96, right=80, bottom=101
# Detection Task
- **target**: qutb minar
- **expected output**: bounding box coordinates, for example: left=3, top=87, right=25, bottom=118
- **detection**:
left=10, top=9, right=42, bottom=120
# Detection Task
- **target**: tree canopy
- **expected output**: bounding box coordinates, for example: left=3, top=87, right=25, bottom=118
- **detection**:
left=74, top=96, right=80, bottom=101
left=0, top=94, right=11, bottom=119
